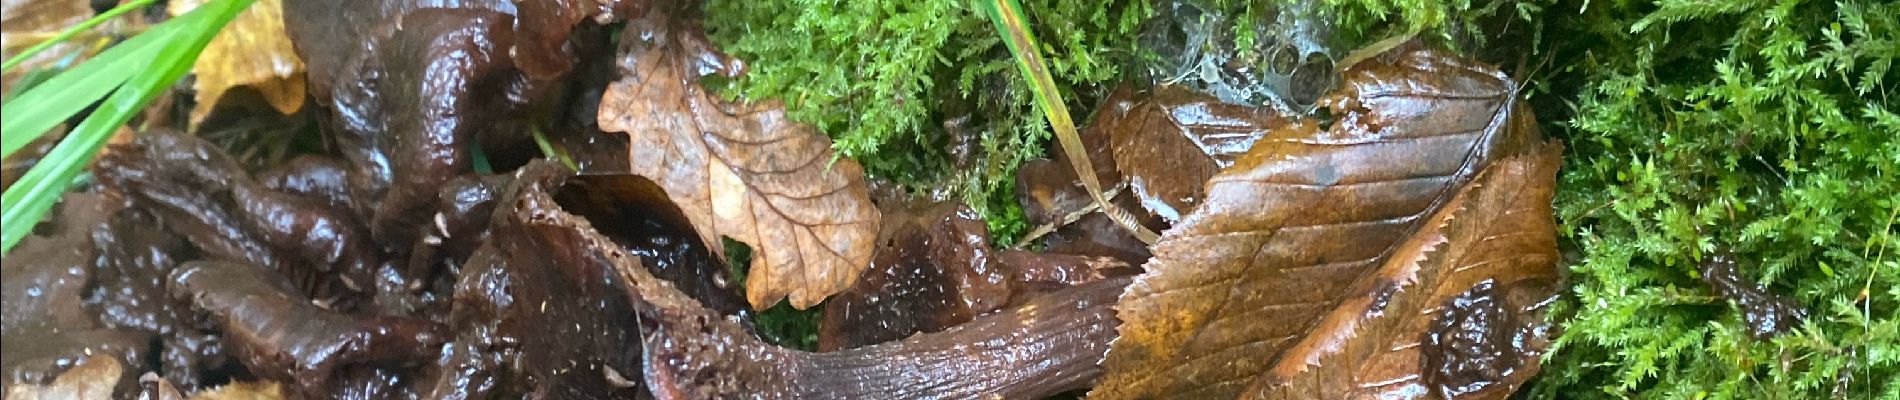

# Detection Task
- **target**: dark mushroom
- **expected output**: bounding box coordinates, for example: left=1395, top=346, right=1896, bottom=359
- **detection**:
left=169, top=260, right=446, bottom=396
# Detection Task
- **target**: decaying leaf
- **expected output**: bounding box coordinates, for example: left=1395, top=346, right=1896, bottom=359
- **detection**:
left=596, top=9, right=880, bottom=309
left=1106, top=85, right=1286, bottom=223
left=171, top=0, right=306, bottom=126
left=1250, top=146, right=1562, bottom=399
left=187, top=381, right=286, bottom=400
left=818, top=199, right=1013, bottom=351
left=1014, top=88, right=1161, bottom=265
left=1092, top=48, right=1554, bottom=399
left=4, top=355, right=121, bottom=400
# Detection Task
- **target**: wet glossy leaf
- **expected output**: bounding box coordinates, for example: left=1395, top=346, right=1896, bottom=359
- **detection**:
left=1250, top=146, right=1562, bottom=399
left=1106, top=85, right=1287, bottom=223
left=818, top=199, right=1012, bottom=351
left=1092, top=48, right=1553, bottom=399
left=171, top=0, right=305, bottom=126
left=596, top=11, right=880, bottom=309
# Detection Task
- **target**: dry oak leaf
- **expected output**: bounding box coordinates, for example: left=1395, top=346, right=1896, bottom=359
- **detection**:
left=596, top=11, right=879, bottom=309
left=1090, top=48, right=1549, bottom=399
left=171, top=0, right=306, bottom=126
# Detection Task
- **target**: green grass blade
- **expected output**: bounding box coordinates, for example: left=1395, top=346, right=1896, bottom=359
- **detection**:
left=0, top=0, right=159, bottom=72
left=1, top=9, right=196, bottom=159
left=1, top=39, right=163, bottom=158
left=530, top=124, right=577, bottom=170
left=975, top=0, right=1158, bottom=244
left=1, top=0, right=256, bottom=254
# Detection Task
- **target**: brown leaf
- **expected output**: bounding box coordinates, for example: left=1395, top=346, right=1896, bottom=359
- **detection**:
left=171, top=0, right=306, bottom=126
left=1014, top=88, right=1162, bottom=265
left=818, top=199, right=1012, bottom=351
left=3, top=356, right=121, bottom=400
left=1107, top=85, right=1286, bottom=223
left=1249, top=145, right=1562, bottom=399
left=1091, top=48, right=1551, bottom=399
left=595, top=10, right=879, bottom=309
left=187, top=381, right=286, bottom=400
left=138, top=373, right=186, bottom=400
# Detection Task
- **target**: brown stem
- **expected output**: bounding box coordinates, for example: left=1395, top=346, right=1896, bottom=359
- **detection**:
left=793, top=276, right=1127, bottom=399
left=635, top=276, right=1129, bottom=400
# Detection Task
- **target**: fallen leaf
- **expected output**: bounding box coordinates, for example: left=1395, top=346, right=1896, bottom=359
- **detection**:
left=3, top=355, right=121, bottom=400
left=0, top=0, right=94, bottom=95
left=1016, top=85, right=1123, bottom=229
left=1249, top=145, right=1562, bottom=399
left=187, top=381, right=286, bottom=400
left=818, top=199, right=1012, bottom=351
left=596, top=9, right=880, bottom=309
left=1091, top=47, right=1551, bottom=399
left=171, top=0, right=305, bottom=126
left=1107, top=85, right=1287, bottom=223
left=138, top=373, right=185, bottom=400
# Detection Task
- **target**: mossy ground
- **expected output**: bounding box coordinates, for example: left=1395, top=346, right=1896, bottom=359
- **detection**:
left=702, top=0, right=1150, bottom=243
left=701, top=0, right=1898, bottom=397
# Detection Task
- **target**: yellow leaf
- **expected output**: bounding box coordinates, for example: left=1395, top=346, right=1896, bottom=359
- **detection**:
left=170, top=0, right=305, bottom=126
left=3, top=356, right=122, bottom=400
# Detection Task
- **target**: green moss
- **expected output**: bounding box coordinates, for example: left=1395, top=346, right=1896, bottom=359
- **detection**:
left=702, top=0, right=1150, bottom=242
left=1538, top=1, right=1897, bottom=397
left=1317, top=0, right=1900, bottom=397
left=724, top=239, right=823, bottom=350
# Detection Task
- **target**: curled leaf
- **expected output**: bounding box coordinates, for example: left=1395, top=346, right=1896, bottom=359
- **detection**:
left=596, top=9, right=879, bottom=309
left=170, top=0, right=305, bottom=126
left=1092, top=48, right=1552, bottom=399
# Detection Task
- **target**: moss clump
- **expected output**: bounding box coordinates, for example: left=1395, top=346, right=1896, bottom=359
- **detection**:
left=1313, top=0, right=1899, bottom=397
left=702, top=0, right=1150, bottom=241
left=1535, top=1, right=1897, bottom=397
